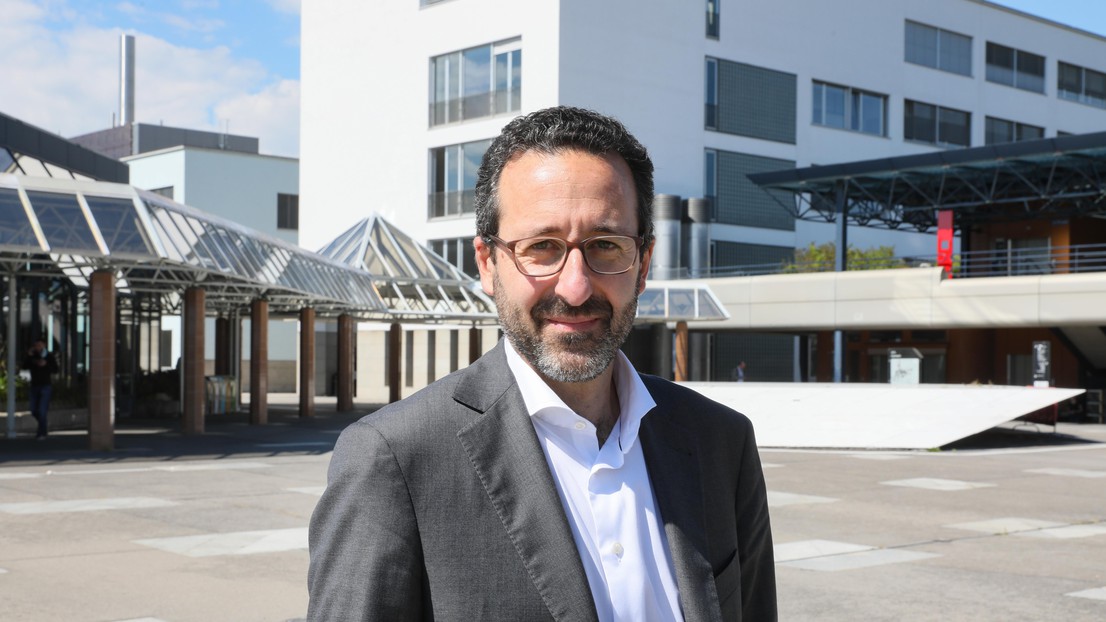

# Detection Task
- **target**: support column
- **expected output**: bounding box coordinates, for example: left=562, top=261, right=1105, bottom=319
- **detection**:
left=651, top=323, right=673, bottom=379
left=468, top=326, right=482, bottom=364
left=231, top=309, right=242, bottom=411
left=674, top=321, right=689, bottom=382
left=182, top=287, right=205, bottom=435
left=299, top=307, right=316, bottom=418
left=7, top=276, right=18, bottom=439
left=337, top=314, right=355, bottom=411
left=250, top=298, right=269, bottom=425
left=387, top=322, right=402, bottom=404
left=89, top=271, right=117, bottom=449
left=833, top=180, right=848, bottom=383
left=214, top=316, right=229, bottom=375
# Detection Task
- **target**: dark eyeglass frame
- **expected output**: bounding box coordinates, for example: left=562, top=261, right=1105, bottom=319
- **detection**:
left=487, top=233, right=646, bottom=276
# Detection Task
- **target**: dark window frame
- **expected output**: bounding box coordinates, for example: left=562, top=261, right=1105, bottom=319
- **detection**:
left=276, top=193, right=299, bottom=230
left=904, top=100, right=971, bottom=148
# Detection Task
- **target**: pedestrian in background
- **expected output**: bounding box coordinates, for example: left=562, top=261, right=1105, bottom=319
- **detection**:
left=732, top=360, right=747, bottom=382
left=23, top=338, right=59, bottom=440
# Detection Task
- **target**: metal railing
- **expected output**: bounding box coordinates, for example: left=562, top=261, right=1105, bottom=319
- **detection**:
left=674, top=243, right=1106, bottom=280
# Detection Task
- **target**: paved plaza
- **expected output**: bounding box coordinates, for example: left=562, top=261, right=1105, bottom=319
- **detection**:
left=1, top=407, right=1104, bottom=621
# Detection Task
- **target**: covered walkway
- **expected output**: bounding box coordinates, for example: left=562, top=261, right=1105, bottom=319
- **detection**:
left=1, top=172, right=497, bottom=449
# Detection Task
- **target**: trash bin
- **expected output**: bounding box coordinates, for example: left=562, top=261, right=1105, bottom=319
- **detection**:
left=204, top=375, right=239, bottom=415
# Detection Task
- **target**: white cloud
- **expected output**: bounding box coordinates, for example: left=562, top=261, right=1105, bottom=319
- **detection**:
left=214, top=79, right=300, bottom=158
left=265, top=0, right=300, bottom=16
left=0, top=0, right=300, bottom=157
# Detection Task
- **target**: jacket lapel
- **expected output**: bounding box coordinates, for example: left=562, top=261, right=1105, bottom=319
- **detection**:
left=454, top=343, right=599, bottom=622
left=640, top=387, right=723, bottom=622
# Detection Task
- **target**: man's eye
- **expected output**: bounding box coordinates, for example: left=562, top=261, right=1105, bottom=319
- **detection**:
left=526, top=240, right=558, bottom=252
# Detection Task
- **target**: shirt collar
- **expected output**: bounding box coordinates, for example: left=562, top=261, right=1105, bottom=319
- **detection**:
left=503, top=338, right=657, bottom=452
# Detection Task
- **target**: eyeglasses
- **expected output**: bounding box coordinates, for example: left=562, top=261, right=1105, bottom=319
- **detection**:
left=487, top=234, right=645, bottom=277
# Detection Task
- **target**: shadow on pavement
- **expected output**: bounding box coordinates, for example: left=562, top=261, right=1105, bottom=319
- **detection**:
left=0, top=405, right=379, bottom=467
left=942, top=423, right=1105, bottom=451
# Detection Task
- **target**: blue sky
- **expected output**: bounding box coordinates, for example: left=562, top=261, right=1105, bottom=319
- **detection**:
left=0, top=0, right=301, bottom=157
left=0, top=0, right=1104, bottom=160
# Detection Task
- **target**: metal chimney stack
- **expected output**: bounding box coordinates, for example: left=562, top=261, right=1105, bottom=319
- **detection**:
left=119, top=34, right=135, bottom=126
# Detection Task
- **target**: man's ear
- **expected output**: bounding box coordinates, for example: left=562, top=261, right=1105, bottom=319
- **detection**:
left=637, top=239, right=654, bottom=294
left=473, top=235, right=496, bottom=296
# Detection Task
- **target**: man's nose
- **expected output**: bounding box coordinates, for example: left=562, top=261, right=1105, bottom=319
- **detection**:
left=553, top=247, right=593, bottom=306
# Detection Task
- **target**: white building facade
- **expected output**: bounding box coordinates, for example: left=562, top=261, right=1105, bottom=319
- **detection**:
left=300, top=0, right=1106, bottom=383
left=301, top=0, right=1106, bottom=270
left=126, top=146, right=303, bottom=391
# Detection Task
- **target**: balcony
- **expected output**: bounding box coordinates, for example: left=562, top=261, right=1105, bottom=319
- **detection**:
left=428, top=190, right=476, bottom=219
left=429, top=87, right=521, bottom=127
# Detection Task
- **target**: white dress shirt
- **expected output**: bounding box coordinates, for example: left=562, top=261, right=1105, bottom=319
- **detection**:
left=504, top=340, right=684, bottom=622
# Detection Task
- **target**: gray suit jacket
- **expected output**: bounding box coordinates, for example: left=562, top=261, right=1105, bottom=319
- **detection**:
left=308, top=341, right=776, bottom=621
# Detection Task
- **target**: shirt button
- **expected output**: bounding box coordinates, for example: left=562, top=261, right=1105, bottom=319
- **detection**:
left=611, top=542, right=624, bottom=557
left=574, top=421, right=586, bottom=431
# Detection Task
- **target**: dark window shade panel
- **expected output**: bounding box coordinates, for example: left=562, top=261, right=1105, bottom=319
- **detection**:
left=715, top=150, right=795, bottom=230
left=716, top=60, right=796, bottom=144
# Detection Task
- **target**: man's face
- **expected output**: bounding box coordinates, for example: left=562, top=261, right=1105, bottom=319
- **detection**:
left=475, top=149, right=652, bottom=383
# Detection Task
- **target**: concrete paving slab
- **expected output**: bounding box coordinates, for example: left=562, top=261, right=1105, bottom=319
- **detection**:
left=0, top=497, right=177, bottom=514
left=946, top=517, right=1066, bottom=534
left=1017, top=524, right=1106, bottom=539
left=881, top=477, right=996, bottom=491
left=1025, top=467, right=1106, bottom=478
left=135, top=527, right=309, bottom=557
left=774, top=539, right=873, bottom=562
left=768, top=491, right=839, bottom=507
left=780, top=548, right=940, bottom=572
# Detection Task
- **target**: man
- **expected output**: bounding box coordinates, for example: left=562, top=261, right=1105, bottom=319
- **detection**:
left=308, top=107, right=776, bottom=621
left=23, top=338, right=59, bottom=440
left=732, top=361, right=746, bottom=383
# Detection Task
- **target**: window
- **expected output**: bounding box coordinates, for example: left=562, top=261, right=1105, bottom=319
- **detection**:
left=904, top=100, right=970, bottom=147
left=985, top=117, right=1043, bottom=145
left=986, top=43, right=1045, bottom=93
left=905, top=21, right=972, bottom=76
left=429, top=39, right=521, bottom=126
left=429, top=139, right=491, bottom=218
left=704, top=58, right=797, bottom=144
left=704, top=149, right=717, bottom=207
left=710, top=149, right=795, bottom=230
left=706, top=0, right=719, bottom=38
left=277, top=193, right=299, bottom=230
left=812, top=81, right=887, bottom=136
left=704, top=58, right=718, bottom=129
left=1058, top=61, right=1106, bottom=108
left=429, top=237, right=478, bottom=277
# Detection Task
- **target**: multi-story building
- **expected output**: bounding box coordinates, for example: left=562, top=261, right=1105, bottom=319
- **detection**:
left=300, top=0, right=1106, bottom=385
left=301, top=0, right=1106, bottom=262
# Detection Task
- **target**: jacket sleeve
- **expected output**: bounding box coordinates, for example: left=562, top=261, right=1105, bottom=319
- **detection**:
left=734, top=420, right=777, bottom=621
left=307, top=421, right=426, bottom=621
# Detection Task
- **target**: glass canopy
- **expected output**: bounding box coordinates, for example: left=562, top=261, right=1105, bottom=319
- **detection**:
left=317, top=216, right=495, bottom=320
left=0, top=174, right=496, bottom=321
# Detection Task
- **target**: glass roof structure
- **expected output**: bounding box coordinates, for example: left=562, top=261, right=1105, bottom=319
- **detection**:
left=0, top=172, right=726, bottom=325
left=318, top=216, right=496, bottom=321
left=0, top=173, right=496, bottom=321
left=637, top=280, right=730, bottom=322
left=748, top=131, right=1106, bottom=232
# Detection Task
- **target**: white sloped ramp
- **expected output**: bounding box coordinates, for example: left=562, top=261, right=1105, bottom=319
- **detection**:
left=679, top=382, right=1084, bottom=449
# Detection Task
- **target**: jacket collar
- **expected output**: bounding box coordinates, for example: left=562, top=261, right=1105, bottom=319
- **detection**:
left=454, top=341, right=600, bottom=622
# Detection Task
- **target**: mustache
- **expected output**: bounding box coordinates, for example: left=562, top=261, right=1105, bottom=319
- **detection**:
left=531, top=295, right=613, bottom=321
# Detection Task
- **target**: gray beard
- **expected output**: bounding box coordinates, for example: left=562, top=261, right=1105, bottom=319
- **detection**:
left=494, top=271, right=640, bottom=383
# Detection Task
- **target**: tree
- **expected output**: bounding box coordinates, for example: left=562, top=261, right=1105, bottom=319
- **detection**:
left=784, top=242, right=905, bottom=272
